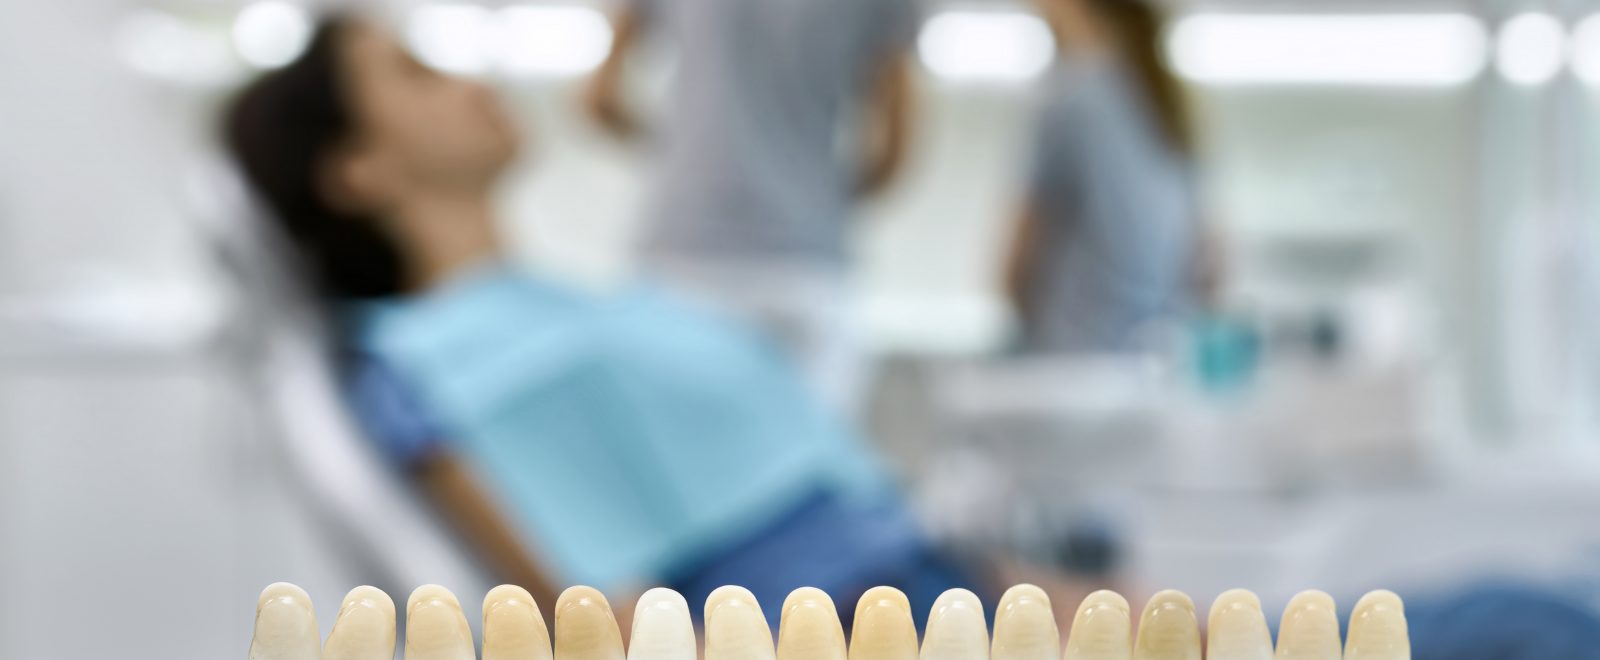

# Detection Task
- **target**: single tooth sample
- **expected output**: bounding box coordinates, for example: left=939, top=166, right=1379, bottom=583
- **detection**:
left=705, top=585, right=776, bottom=660
left=407, top=585, right=476, bottom=660
left=324, top=586, right=396, bottom=660
left=484, top=584, right=553, bottom=660
left=628, top=588, right=696, bottom=660
left=850, top=586, right=919, bottom=660
left=1344, top=591, right=1409, bottom=660
left=554, top=586, right=626, bottom=660
left=1206, top=590, right=1272, bottom=660
left=990, top=584, right=1060, bottom=660
left=1063, top=590, right=1132, bottom=660
left=249, top=582, right=322, bottom=660
left=1274, top=591, right=1340, bottom=660
left=920, top=589, right=989, bottom=660
left=777, top=587, right=847, bottom=660
left=1133, top=590, right=1200, bottom=660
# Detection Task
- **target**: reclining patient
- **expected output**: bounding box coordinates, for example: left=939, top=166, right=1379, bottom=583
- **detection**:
left=223, top=15, right=969, bottom=624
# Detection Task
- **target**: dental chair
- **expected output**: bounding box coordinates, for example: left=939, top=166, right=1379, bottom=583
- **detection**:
left=200, top=175, right=494, bottom=612
left=255, top=318, right=494, bottom=596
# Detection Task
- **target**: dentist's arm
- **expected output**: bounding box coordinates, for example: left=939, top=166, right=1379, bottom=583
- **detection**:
left=1191, top=216, right=1226, bottom=306
left=856, top=51, right=915, bottom=198
left=585, top=6, right=647, bottom=139
left=1004, top=202, right=1046, bottom=325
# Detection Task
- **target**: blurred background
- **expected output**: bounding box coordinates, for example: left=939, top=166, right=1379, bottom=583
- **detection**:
left=5, top=0, right=1600, bottom=657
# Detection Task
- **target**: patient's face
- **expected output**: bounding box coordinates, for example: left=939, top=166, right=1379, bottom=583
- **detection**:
left=336, top=22, right=521, bottom=200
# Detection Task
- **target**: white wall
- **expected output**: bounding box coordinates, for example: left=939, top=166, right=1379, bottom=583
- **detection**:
left=0, top=3, right=336, bottom=657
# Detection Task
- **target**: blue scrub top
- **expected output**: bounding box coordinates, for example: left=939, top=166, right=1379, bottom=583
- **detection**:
left=1021, top=57, right=1196, bottom=353
left=632, top=0, right=919, bottom=263
left=350, top=265, right=889, bottom=589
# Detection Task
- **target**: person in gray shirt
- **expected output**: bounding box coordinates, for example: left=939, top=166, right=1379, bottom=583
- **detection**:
left=586, top=0, right=919, bottom=414
left=1005, top=0, right=1221, bottom=354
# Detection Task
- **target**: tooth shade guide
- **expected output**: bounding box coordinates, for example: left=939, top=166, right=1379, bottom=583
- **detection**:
left=245, top=584, right=1410, bottom=659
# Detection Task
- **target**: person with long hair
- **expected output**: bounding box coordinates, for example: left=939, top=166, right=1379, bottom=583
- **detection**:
left=225, top=15, right=969, bottom=626
left=1005, top=0, right=1222, bottom=354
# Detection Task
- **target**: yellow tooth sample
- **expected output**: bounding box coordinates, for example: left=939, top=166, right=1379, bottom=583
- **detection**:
left=249, top=582, right=322, bottom=660
left=406, top=585, right=476, bottom=660
left=920, top=589, right=989, bottom=660
left=1206, top=590, right=1273, bottom=660
left=324, top=586, right=396, bottom=660
left=1344, top=591, right=1409, bottom=660
left=628, top=588, right=696, bottom=660
left=555, top=586, right=626, bottom=660
left=1274, top=591, right=1340, bottom=660
left=990, top=584, right=1060, bottom=660
left=1133, top=590, right=1200, bottom=660
left=777, top=587, right=847, bottom=660
left=705, top=585, right=776, bottom=660
left=850, top=586, right=919, bottom=660
left=1064, top=590, right=1132, bottom=660
left=483, top=585, right=553, bottom=660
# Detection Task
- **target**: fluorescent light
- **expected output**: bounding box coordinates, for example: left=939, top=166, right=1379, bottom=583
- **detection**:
left=918, top=9, right=1055, bottom=84
left=1167, top=13, right=1489, bottom=87
left=233, top=1, right=312, bottom=69
left=1497, top=13, right=1565, bottom=86
left=406, top=3, right=614, bottom=78
left=116, top=9, right=241, bottom=86
left=1571, top=14, right=1600, bottom=85
left=117, top=9, right=192, bottom=76
left=499, top=5, right=612, bottom=77
left=406, top=3, right=497, bottom=75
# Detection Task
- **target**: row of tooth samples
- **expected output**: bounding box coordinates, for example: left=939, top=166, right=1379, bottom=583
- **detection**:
left=249, top=582, right=1410, bottom=659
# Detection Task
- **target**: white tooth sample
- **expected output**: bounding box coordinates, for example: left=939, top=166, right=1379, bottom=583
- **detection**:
left=1274, top=591, right=1340, bottom=660
left=1206, top=590, right=1272, bottom=660
left=324, top=586, right=396, bottom=660
left=627, top=588, right=696, bottom=660
left=407, top=585, right=476, bottom=660
left=1063, top=590, right=1132, bottom=660
left=990, top=584, right=1060, bottom=660
left=704, top=585, right=776, bottom=660
left=1344, top=591, right=1409, bottom=660
left=483, top=584, right=553, bottom=660
left=1133, top=591, right=1200, bottom=660
left=554, top=586, right=626, bottom=660
left=777, top=587, right=847, bottom=660
left=920, top=589, right=989, bottom=660
left=849, top=586, right=919, bottom=660
left=249, top=582, right=322, bottom=660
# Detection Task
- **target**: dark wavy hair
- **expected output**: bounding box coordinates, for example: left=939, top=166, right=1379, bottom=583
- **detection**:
left=223, top=15, right=407, bottom=300
left=1092, top=0, right=1193, bottom=155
